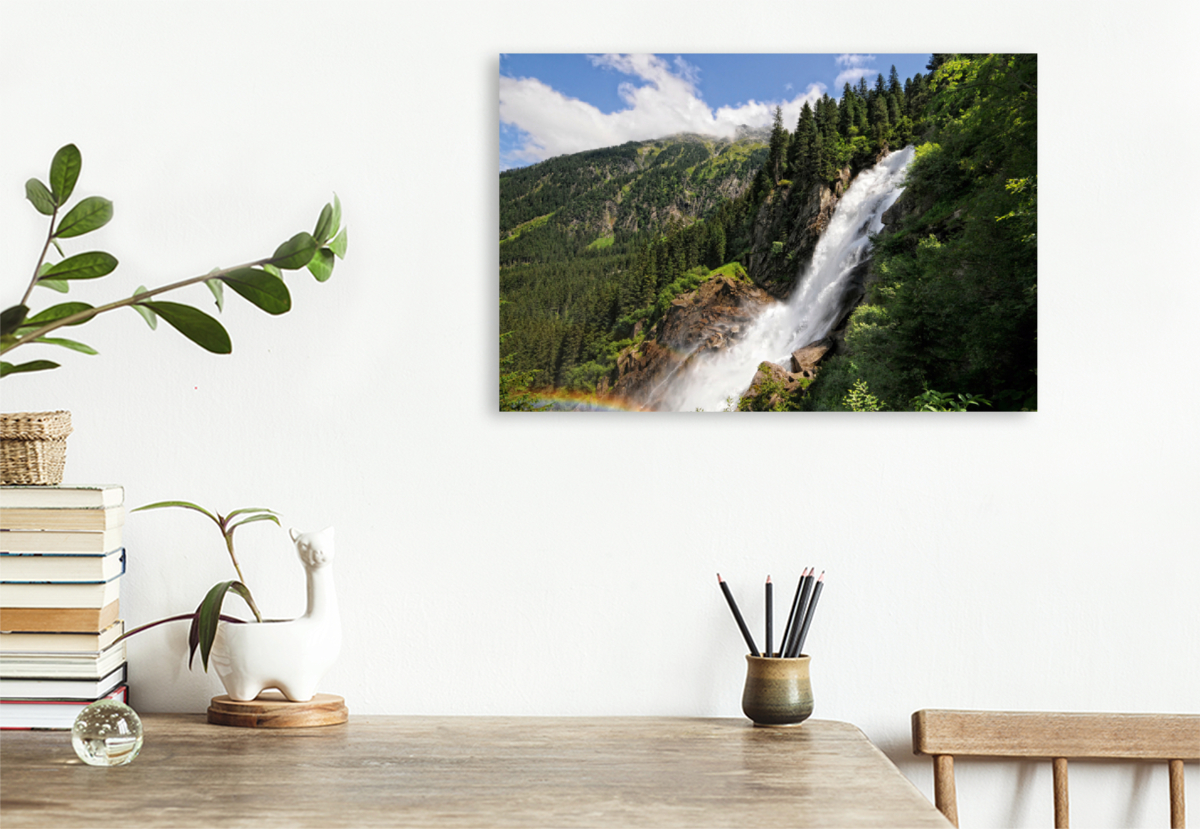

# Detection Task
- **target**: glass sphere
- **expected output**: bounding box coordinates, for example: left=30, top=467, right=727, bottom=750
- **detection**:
left=72, top=699, right=143, bottom=766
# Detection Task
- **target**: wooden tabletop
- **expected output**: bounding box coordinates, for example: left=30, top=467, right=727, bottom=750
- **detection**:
left=0, top=716, right=951, bottom=828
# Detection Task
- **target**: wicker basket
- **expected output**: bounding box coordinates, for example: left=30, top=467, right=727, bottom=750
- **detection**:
left=0, top=410, right=73, bottom=485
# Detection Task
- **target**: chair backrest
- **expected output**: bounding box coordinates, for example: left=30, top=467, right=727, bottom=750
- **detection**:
left=911, top=710, right=1199, bottom=828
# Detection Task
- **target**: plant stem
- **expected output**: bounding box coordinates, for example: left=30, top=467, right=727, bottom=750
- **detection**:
left=20, top=208, right=59, bottom=307
left=1, top=255, right=274, bottom=355
left=220, top=528, right=264, bottom=623
left=112, top=612, right=246, bottom=646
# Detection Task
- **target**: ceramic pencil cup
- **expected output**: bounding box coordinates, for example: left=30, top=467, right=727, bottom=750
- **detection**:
left=741, top=655, right=813, bottom=727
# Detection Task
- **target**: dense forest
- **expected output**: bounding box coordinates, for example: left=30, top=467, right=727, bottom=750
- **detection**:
left=500, top=54, right=1036, bottom=411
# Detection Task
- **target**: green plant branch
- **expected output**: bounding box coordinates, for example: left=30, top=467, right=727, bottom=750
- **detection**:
left=2, top=255, right=274, bottom=355
left=21, top=207, right=59, bottom=307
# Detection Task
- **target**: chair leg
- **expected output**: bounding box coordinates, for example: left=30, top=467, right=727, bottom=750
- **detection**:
left=933, top=754, right=959, bottom=827
left=1169, top=759, right=1185, bottom=829
left=1053, top=757, right=1069, bottom=829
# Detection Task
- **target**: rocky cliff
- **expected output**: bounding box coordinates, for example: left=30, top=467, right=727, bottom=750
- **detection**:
left=612, top=275, right=774, bottom=409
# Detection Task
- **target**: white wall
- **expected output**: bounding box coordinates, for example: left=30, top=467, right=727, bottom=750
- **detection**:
left=2, top=2, right=1196, bottom=827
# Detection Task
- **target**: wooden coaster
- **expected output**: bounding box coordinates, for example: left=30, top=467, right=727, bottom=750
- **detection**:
left=207, top=691, right=348, bottom=728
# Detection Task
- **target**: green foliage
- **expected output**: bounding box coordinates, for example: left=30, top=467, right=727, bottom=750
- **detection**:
left=2, top=144, right=345, bottom=380
left=813, top=54, right=1037, bottom=412
left=119, top=501, right=281, bottom=670
left=843, top=379, right=883, bottom=412
left=911, top=389, right=991, bottom=411
left=737, top=368, right=812, bottom=412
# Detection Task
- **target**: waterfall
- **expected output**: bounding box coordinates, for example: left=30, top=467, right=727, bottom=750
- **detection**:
left=659, top=146, right=916, bottom=412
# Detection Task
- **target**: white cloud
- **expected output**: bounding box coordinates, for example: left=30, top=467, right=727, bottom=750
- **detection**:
left=833, top=53, right=879, bottom=91
left=499, top=54, right=825, bottom=166
left=836, top=53, right=876, bottom=67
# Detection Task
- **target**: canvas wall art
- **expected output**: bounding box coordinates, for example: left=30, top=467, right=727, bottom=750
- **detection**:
left=499, top=54, right=1037, bottom=412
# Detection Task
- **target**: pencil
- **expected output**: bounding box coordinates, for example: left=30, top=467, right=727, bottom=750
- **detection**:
left=780, top=567, right=809, bottom=656
left=765, top=576, right=773, bottom=658
left=793, top=571, right=824, bottom=657
left=717, top=573, right=759, bottom=656
left=784, top=568, right=814, bottom=658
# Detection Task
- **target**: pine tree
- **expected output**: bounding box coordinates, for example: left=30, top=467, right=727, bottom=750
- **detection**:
left=838, top=83, right=857, bottom=136
left=767, top=105, right=788, bottom=183
left=790, top=101, right=817, bottom=181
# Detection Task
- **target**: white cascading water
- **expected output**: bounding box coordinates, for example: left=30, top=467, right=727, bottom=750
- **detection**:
left=660, top=145, right=916, bottom=412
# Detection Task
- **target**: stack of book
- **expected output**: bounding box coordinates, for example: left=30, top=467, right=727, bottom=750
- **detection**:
left=0, top=484, right=129, bottom=730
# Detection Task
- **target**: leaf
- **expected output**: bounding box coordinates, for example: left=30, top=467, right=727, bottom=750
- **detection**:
left=49, top=144, right=82, bottom=204
left=224, top=507, right=280, bottom=521
left=330, top=193, right=342, bottom=238
left=1, top=306, right=29, bottom=337
left=307, top=247, right=335, bottom=282
left=132, top=500, right=220, bottom=523
left=228, top=513, right=282, bottom=534
left=33, top=336, right=98, bottom=355
left=220, top=267, right=291, bottom=315
left=55, top=196, right=113, bottom=238
left=130, top=286, right=157, bottom=329
left=194, top=580, right=259, bottom=671
left=206, top=278, right=225, bottom=312
left=313, top=203, right=334, bottom=245
left=23, top=302, right=95, bottom=328
left=262, top=263, right=282, bottom=280
left=41, top=251, right=118, bottom=281
left=1, top=359, right=59, bottom=377
left=37, top=278, right=70, bottom=293
left=25, top=179, right=55, bottom=215
left=139, top=301, right=232, bottom=353
left=270, top=232, right=318, bottom=270
left=329, top=226, right=348, bottom=259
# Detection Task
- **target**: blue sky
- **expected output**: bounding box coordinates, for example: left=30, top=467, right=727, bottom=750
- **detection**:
left=500, top=53, right=932, bottom=170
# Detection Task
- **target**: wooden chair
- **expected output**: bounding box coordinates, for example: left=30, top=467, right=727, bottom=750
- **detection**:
left=912, top=710, right=1199, bottom=828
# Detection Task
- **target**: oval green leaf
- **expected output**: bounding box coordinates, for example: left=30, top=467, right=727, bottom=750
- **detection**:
left=139, top=301, right=232, bottom=353
left=37, top=278, right=70, bottom=293
left=49, top=144, right=82, bottom=204
left=220, top=268, right=291, bottom=315
left=24, top=302, right=95, bottom=328
left=41, top=251, right=118, bottom=281
left=331, top=194, right=342, bottom=238
left=313, top=203, right=334, bottom=244
left=1, top=306, right=29, bottom=337
left=329, top=226, right=348, bottom=259
left=33, top=336, right=98, bottom=355
left=55, top=196, right=113, bottom=238
left=270, top=232, right=318, bottom=270
left=1, top=359, right=60, bottom=377
left=25, top=179, right=55, bottom=215
left=307, top=248, right=335, bottom=282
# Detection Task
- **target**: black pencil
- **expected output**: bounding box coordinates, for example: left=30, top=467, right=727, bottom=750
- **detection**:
left=784, top=568, right=814, bottom=658
left=717, top=573, right=759, bottom=656
left=765, top=576, right=773, bottom=658
left=779, top=567, right=809, bottom=655
left=793, top=571, right=824, bottom=657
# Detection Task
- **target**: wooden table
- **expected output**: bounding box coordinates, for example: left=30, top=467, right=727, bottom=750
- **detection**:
left=0, top=716, right=951, bottom=828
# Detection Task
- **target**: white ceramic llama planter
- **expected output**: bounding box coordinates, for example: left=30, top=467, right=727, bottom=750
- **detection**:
left=210, top=527, right=341, bottom=702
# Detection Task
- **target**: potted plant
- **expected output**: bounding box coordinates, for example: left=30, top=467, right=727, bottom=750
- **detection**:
left=117, top=501, right=341, bottom=704
left=0, top=143, right=347, bottom=483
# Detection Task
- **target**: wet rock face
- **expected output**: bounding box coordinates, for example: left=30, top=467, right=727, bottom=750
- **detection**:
left=612, top=276, right=774, bottom=409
